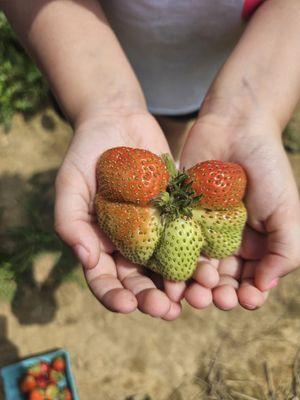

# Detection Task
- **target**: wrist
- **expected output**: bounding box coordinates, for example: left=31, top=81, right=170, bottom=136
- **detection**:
left=73, top=90, right=146, bottom=128
left=72, top=99, right=151, bottom=137
left=196, top=88, right=282, bottom=140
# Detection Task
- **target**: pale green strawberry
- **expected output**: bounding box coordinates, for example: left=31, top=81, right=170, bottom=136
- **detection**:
left=192, top=203, right=247, bottom=258
left=147, top=217, right=204, bottom=281
left=95, top=194, right=163, bottom=265
left=192, top=202, right=247, bottom=232
left=202, top=228, right=243, bottom=258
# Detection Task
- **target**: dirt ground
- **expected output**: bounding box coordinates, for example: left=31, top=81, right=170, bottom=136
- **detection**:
left=0, top=110, right=300, bottom=400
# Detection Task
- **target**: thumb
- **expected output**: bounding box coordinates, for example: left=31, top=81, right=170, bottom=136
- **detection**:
left=179, top=122, right=225, bottom=169
left=54, top=173, right=113, bottom=269
left=254, top=216, right=300, bottom=291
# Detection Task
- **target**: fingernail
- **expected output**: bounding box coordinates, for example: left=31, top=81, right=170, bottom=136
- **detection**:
left=242, top=303, right=257, bottom=310
left=266, top=278, right=279, bottom=290
left=73, top=244, right=90, bottom=268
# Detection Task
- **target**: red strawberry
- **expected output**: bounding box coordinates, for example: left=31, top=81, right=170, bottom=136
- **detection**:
left=19, top=374, right=36, bottom=393
left=187, top=160, right=247, bottom=210
left=29, top=389, right=45, bottom=400
left=45, top=383, right=59, bottom=399
left=51, top=357, right=66, bottom=372
left=96, top=147, right=170, bottom=205
left=36, top=376, right=49, bottom=389
left=28, top=361, right=49, bottom=378
left=59, top=388, right=72, bottom=400
left=40, top=361, right=50, bottom=375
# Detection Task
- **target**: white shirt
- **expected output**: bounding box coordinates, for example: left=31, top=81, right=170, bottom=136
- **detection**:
left=101, top=1, right=245, bottom=115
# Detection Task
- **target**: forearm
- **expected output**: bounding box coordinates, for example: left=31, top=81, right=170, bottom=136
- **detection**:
left=199, top=0, right=300, bottom=132
left=1, top=0, right=146, bottom=125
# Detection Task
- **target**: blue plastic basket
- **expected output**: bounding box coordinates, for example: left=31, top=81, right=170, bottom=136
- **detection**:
left=0, top=349, right=79, bottom=400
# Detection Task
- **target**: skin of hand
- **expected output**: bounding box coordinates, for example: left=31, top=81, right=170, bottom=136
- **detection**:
left=55, top=108, right=187, bottom=320
left=180, top=112, right=300, bottom=311
left=180, top=0, right=300, bottom=311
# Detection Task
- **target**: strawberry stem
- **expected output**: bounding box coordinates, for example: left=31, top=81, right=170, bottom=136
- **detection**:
left=161, top=153, right=178, bottom=179
left=152, top=166, right=203, bottom=219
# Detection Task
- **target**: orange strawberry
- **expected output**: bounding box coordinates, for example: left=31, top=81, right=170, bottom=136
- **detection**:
left=51, top=356, right=66, bottom=372
left=95, top=194, right=163, bottom=265
left=29, top=389, right=45, bottom=400
left=96, top=147, right=170, bottom=205
left=187, top=160, right=247, bottom=210
left=19, top=374, right=36, bottom=393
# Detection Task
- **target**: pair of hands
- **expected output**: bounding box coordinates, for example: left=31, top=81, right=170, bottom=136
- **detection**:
left=54, top=108, right=300, bottom=320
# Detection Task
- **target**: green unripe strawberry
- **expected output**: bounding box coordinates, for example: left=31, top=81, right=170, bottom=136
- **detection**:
left=95, top=194, right=163, bottom=265
left=192, top=203, right=247, bottom=231
left=193, top=203, right=247, bottom=258
left=202, top=228, right=243, bottom=258
left=147, top=217, right=204, bottom=281
left=45, top=383, right=60, bottom=399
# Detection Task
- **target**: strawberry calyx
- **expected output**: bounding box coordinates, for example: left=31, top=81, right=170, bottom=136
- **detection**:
left=153, top=154, right=202, bottom=218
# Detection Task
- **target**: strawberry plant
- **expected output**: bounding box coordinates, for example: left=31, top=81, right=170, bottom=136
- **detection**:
left=0, top=12, right=48, bottom=130
left=95, top=147, right=248, bottom=281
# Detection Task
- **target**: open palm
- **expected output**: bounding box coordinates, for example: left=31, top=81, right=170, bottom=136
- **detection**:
left=180, top=118, right=300, bottom=310
left=54, top=110, right=184, bottom=320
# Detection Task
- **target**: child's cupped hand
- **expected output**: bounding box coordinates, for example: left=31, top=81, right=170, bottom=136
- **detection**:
left=180, top=113, right=300, bottom=311
left=54, top=108, right=186, bottom=320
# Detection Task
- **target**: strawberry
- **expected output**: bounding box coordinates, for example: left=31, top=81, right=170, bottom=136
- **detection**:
left=193, top=203, right=247, bottom=258
left=95, top=194, right=163, bottom=265
left=40, top=361, right=50, bottom=375
left=148, top=216, right=204, bottom=281
left=51, top=357, right=66, bottom=373
left=96, top=147, right=170, bottom=205
left=59, top=388, right=72, bottom=400
left=202, top=228, right=243, bottom=259
left=28, top=362, right=44, bottom=378
left=19, top=374, right=36, bottom=393
left=49, top=368, right=64, bottom=384
left=187, top=160, right=247, bottom=210
left=29, top=389, right=45, bottom=400
left=192, top=203, right=247, bottom=231
left=36, top=376, right=49, bottom=389
left=45, top=383, right=59, bottom=400
left=95, top=147, right=248, bottom=281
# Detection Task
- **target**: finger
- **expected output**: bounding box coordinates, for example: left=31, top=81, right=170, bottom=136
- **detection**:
left=210, top=256, right=241, bottom=311
left=162, top=302, right=182, bottom=321
left=55, top=171, right=113, bottom=269
left=238, top=262, right=268, bottom=310
left=179, top=120, right=221, bottom=169
left=212, top=275, right=239, bottom=310
left=85, top=252, right=137, bottom=313
left=164, top=280, right=186, bottom=302
left=193, top=261, right=219, bottom=289
left=185, top=282, right=213, bottom=309
left=218, top=256, right=242, bottom=280
left=238, top=275, right=269, bottom=310
left=116, top=255, right=176, bottom=318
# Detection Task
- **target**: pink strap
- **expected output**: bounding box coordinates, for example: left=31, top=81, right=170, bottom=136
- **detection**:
left=242, top=0, right=264, bottom=20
